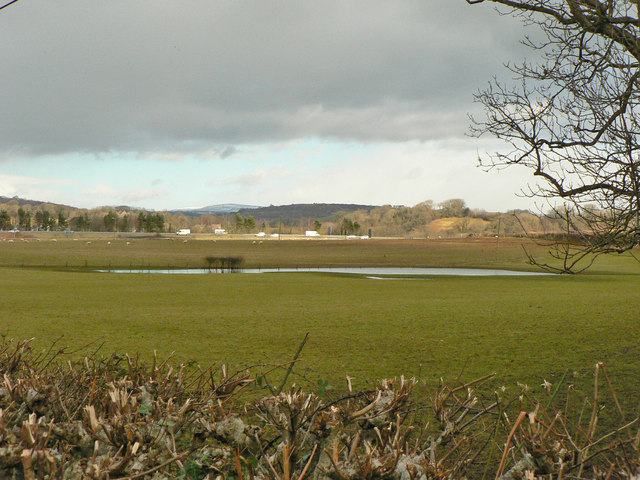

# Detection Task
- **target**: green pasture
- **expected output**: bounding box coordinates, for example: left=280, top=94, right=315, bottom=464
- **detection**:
left=0, top=234, right=553, bottom=270
left=1, top=236, right=640, bottom=404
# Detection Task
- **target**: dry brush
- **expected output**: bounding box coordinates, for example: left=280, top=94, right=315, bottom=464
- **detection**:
left=0, top=339, right=638, bottom=479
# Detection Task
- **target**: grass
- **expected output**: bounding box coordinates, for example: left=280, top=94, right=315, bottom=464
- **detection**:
left=0, top=235, right=555, bottom=270
left=1, top=236, right=640, bottom=403
left=2, top=235, right=640, bottom=477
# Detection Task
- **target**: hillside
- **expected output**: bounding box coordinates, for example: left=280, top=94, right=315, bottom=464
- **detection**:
left=237, top=203, right=378, bottom=221
left=0, top=196, right=74, bottom=210
left=173, top=204, right=261, bottom=215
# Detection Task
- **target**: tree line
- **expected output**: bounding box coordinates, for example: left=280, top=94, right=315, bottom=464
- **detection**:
left=0, top=197, right=571, bottom=238
left=0, top=206, right=167, bottom=233
left=233, top=198, right=567, bottom=238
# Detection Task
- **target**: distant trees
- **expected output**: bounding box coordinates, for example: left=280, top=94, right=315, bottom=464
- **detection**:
left=27, top=209, right=70, bottom=231
left=0, top=202, right=181, bottom=233
left=235, top=214, right=244, bottom=232
left=33, top=210, right=56, bottom=231
left=18, top=208, right=31, bottom=230
left=119, top=214, right=130, bottom=232
left=438, top=199, right=469, bottom=218
left=72, top=213, right=91, bottom=232
left=0, top=210, right=11, bottom=230
left=340, top=218, right=361, bottom=235
left=33, top=211, right=43, bottom=230
left=0, top=197, right=573, bottom=239
left=391, top=207, right=423, bottom=233
left=235, top=213, right=256, bottom=232
left=137, top=212, right=165, bottom=233
left=136, top=212, right=146, bottom=232
left=103, top=211, right=118, bottom=232
left=57, top=212, right=68, bottom=230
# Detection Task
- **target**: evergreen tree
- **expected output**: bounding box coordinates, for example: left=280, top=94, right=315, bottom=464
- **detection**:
left=0, top=210, right=11, bottom=230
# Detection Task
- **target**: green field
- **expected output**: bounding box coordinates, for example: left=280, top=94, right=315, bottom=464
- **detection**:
left=0, top=234, right=560, bottom=270
left=1, top=235, right=639, bottom=400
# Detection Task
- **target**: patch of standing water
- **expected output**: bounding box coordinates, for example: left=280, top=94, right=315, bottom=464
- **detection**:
left=96, top=267, right=551, bottom=276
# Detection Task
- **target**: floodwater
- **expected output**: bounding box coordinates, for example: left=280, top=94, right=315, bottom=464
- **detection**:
left=97, top=267, right=550, bottom=276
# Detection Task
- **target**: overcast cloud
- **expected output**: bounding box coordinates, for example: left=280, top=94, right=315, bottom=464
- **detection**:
left=0, top=1, right=536, bottom=210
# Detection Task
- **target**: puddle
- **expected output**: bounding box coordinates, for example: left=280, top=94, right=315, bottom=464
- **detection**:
left=97, top=267, right=550, bottom=276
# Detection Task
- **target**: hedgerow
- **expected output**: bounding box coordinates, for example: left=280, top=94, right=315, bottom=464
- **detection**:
left=0, top=339, right=637, bottom=479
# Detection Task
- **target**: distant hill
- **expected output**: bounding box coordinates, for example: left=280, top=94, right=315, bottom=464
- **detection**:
left=0, top=196, right=76, bottom=210
left=0, top=198, right=375, bottom=221
left=237, top=203, right=378, bottom=221
left=0, top=196, right=149, bottom=214
left=173, top=204, right=262, bottom=215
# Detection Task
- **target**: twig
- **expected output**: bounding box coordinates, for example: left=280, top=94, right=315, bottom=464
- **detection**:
left=0, top=0, right=20, bottom=12
left=582, top=418, right=639, bottom=460
left=600, top=363, right=625, bottom=423
left=481, top=400, right=505, bottom=480
left=277, top=332, right=309, bottom=394
left=586, top=362, right=603, bottom=444
left=113, top=452, right=189, bottom=480
left=298, top=444, right=318, bottom=480
left=495, top=411, right=528, bottom=480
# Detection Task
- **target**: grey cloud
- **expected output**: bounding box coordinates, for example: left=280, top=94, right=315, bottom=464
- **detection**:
left=0, top=1, right=527, bottom=157
left=218, top=146, right=237, bottom=159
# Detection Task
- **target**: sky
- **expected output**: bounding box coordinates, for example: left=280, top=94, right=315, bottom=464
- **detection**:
left=0, top=1, right=542, bottom=212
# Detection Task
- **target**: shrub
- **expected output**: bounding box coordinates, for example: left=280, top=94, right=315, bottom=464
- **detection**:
left=0, top=339, right=636, bottom=479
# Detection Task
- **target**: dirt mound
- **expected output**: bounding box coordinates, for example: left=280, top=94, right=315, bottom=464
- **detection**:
left=427, top=217, right=491, bottom=234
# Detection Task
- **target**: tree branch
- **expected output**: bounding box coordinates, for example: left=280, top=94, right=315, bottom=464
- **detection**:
left=0, top=0, right=20, bottom=11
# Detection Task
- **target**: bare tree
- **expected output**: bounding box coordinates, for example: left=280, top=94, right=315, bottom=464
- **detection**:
left=468, top=0, right=640, bottom=272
